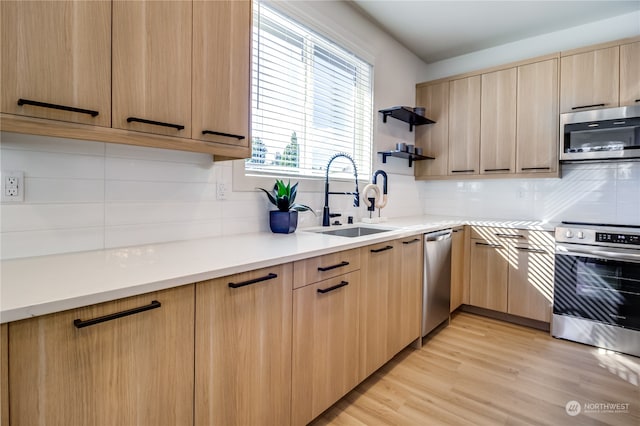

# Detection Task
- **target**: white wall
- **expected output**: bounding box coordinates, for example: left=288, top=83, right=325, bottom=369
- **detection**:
left=417, top=11, right=640, bottom=225
left=0, top=0, right=428, bottom=259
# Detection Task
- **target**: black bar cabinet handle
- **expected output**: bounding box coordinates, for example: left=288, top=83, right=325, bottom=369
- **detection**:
left=317, top=281, right=349, bottom=294
left=370, top=245, right=393, bottom=253
left=202, top=130, right=245, bottom=140
left=484, top=168, right=510, bottom=172
left=571, top=103, right=605, bottom=110
left=228, top=273, right=278, bottom=288
left=451, top=169, right=475, bottom=173
left=74, top=300, right=161, bottom=328
left=495, top=233, right=525, bottom=239
left=521, top=167, right=551, bottom=171
left=475, top=242, right=504, bottom=249
left=515, top=246, right=547, bottom=254
left=403, top=238, right=420, bottom=245
left=317, top=261, right=349, bottom=272
left=17, top=98, right=98, bottom=117
left=127, top=117, right=184, bottom=131
left=635, top=99, right=640, bottom=103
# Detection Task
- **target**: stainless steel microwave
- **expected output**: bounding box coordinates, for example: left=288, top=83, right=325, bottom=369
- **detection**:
left=560, top=105, right=640, bottom=162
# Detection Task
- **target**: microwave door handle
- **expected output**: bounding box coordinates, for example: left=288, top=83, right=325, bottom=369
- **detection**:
left=559, top=248, right=640, bottom=263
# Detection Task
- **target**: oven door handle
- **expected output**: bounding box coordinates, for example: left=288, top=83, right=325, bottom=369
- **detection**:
left=557, top=246, right=640, bottom=263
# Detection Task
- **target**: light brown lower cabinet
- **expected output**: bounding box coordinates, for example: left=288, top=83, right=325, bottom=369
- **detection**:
left=291, top=271, right=361, bottom=426
left=359, top=236, right=422, bottom=380
left=1, top=323, right=7, bottom=426
left=469, top=238, right=509, bottom=312
left=388, top=236, right=423, bottom=355
left=450, top=226, right=469, bottom=312
left=359, top=241, right=398, bottom=379
left=195, top=264, right=292, bottom=426
left=7, top=285, right=195, bottom=426
left=469, top=228, right=555, bottom=322
left=3, top=236, right=425, bottom=426
left=508, top=244, right=554, bottom=322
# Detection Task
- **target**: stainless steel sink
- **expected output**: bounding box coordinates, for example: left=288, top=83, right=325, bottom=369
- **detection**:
left=313, top=226, right=393, bottom=238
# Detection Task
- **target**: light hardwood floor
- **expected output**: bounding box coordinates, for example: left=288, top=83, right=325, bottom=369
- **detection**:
left=312, top=312, right=639, bottom=426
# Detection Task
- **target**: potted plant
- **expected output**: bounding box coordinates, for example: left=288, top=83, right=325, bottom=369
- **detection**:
left=258, top=179, right=314, bottom=234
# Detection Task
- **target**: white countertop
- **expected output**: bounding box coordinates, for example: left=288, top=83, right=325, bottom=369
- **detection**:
left=0, top=215, right=556, bottom=323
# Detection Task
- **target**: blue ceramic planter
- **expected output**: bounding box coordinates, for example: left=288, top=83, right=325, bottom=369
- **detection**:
left=269, top=210, right=298, bottom=234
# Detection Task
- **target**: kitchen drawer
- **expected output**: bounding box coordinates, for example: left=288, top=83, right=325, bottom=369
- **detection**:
left=470, top=226, right=553, bottom=245
left=293, top=248, right=360, bottom=289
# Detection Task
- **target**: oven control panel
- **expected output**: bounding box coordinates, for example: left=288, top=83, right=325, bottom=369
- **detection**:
left=596, top=232, right=640, bottom=245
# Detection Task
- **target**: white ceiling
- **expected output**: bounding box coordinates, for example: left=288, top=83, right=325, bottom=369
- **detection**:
left=349, top=0, right=640, bottom=63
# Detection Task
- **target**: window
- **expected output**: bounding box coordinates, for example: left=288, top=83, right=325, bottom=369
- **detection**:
left=247, top=1, right=373, bottom=180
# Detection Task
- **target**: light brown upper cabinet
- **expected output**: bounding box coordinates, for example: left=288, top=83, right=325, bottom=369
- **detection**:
left=560, top=46, right=619, bottom=113
left=620, top=41, right=640, bottom=107
left=193, top=0, right=251, bottom=147
left=415, top=81, right=449, bottom=178
left=1, top=1, right=111, bottom=127
left=448, top=76, right=481, bottom=176
left=480, top=68, right=517, bottom=175
left=112, top=0, right=192, bottom=138
left=516, top=59, right=559, bottom=174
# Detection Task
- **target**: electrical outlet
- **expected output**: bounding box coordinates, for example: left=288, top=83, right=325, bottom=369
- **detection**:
left=2, top=171, right=24, bottom=202
left=216, top=182, right=227, bottom=200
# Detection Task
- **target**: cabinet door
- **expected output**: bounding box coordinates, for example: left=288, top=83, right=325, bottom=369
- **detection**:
left=620, top=41, right=640, bottom=107
left=560, top=46, right=619, bottom=113
left=8, top=285, right=194, bottom=426
left=388, top=236, right=422, bottom=355
left=1, top=324, right=7, bottom=426
left=195, top=265, right=292, bottom=426
left=480, top=68, right=516, bottom=175
left=359, top=241, right=397, bottom=380
left=469, top=239, right=508, bottom=312
left=508, top=244, right=554, bottom=322
left=450, top=227, right=469, bottom=312
left=113, top=0, right=192, bottom=137
left=193, top=0, right=251, bottom=147
left=415, top=82, right=449, bottom=178
left=1, top=1, right=111, bottom=126
left=448, top=76, right=481, bottom=176
left=516, top=59, right=559, bottom=174
left=292, top=272, right=360, bottom=426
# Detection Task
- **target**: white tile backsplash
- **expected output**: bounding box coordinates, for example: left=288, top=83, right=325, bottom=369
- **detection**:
left=419, top=162, right=640, bottom=225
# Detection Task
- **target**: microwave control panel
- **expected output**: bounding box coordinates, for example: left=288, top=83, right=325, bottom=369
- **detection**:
left=596, top=232, right=640, bottom=246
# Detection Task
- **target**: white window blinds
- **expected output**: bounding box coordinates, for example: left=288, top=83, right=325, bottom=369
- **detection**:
left=247, top=1, right=373, bottom=179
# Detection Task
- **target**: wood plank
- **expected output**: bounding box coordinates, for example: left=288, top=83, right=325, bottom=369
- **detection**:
left=1, top=324, right=7, bottom=426
left=313, top=312, right=639, bottom=426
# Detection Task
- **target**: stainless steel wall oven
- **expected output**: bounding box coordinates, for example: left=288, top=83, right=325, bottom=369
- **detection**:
left=553, top=222, right=640, bottom=357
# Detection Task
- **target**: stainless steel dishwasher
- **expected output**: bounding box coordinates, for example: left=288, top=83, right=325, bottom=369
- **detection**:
left=422, top=229, right=452, bottom=337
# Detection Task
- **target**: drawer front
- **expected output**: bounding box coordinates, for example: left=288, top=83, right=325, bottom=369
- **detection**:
left=470, top=226, right=553, bottom=245
left=293, top=249, right=360, bottom=289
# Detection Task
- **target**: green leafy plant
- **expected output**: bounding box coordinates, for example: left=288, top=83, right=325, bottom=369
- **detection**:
left=258, top=179, right=314, bottom=213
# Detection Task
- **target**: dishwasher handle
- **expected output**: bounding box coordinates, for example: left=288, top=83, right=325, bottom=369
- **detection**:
left=425, top=229, right=452, bottom=242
